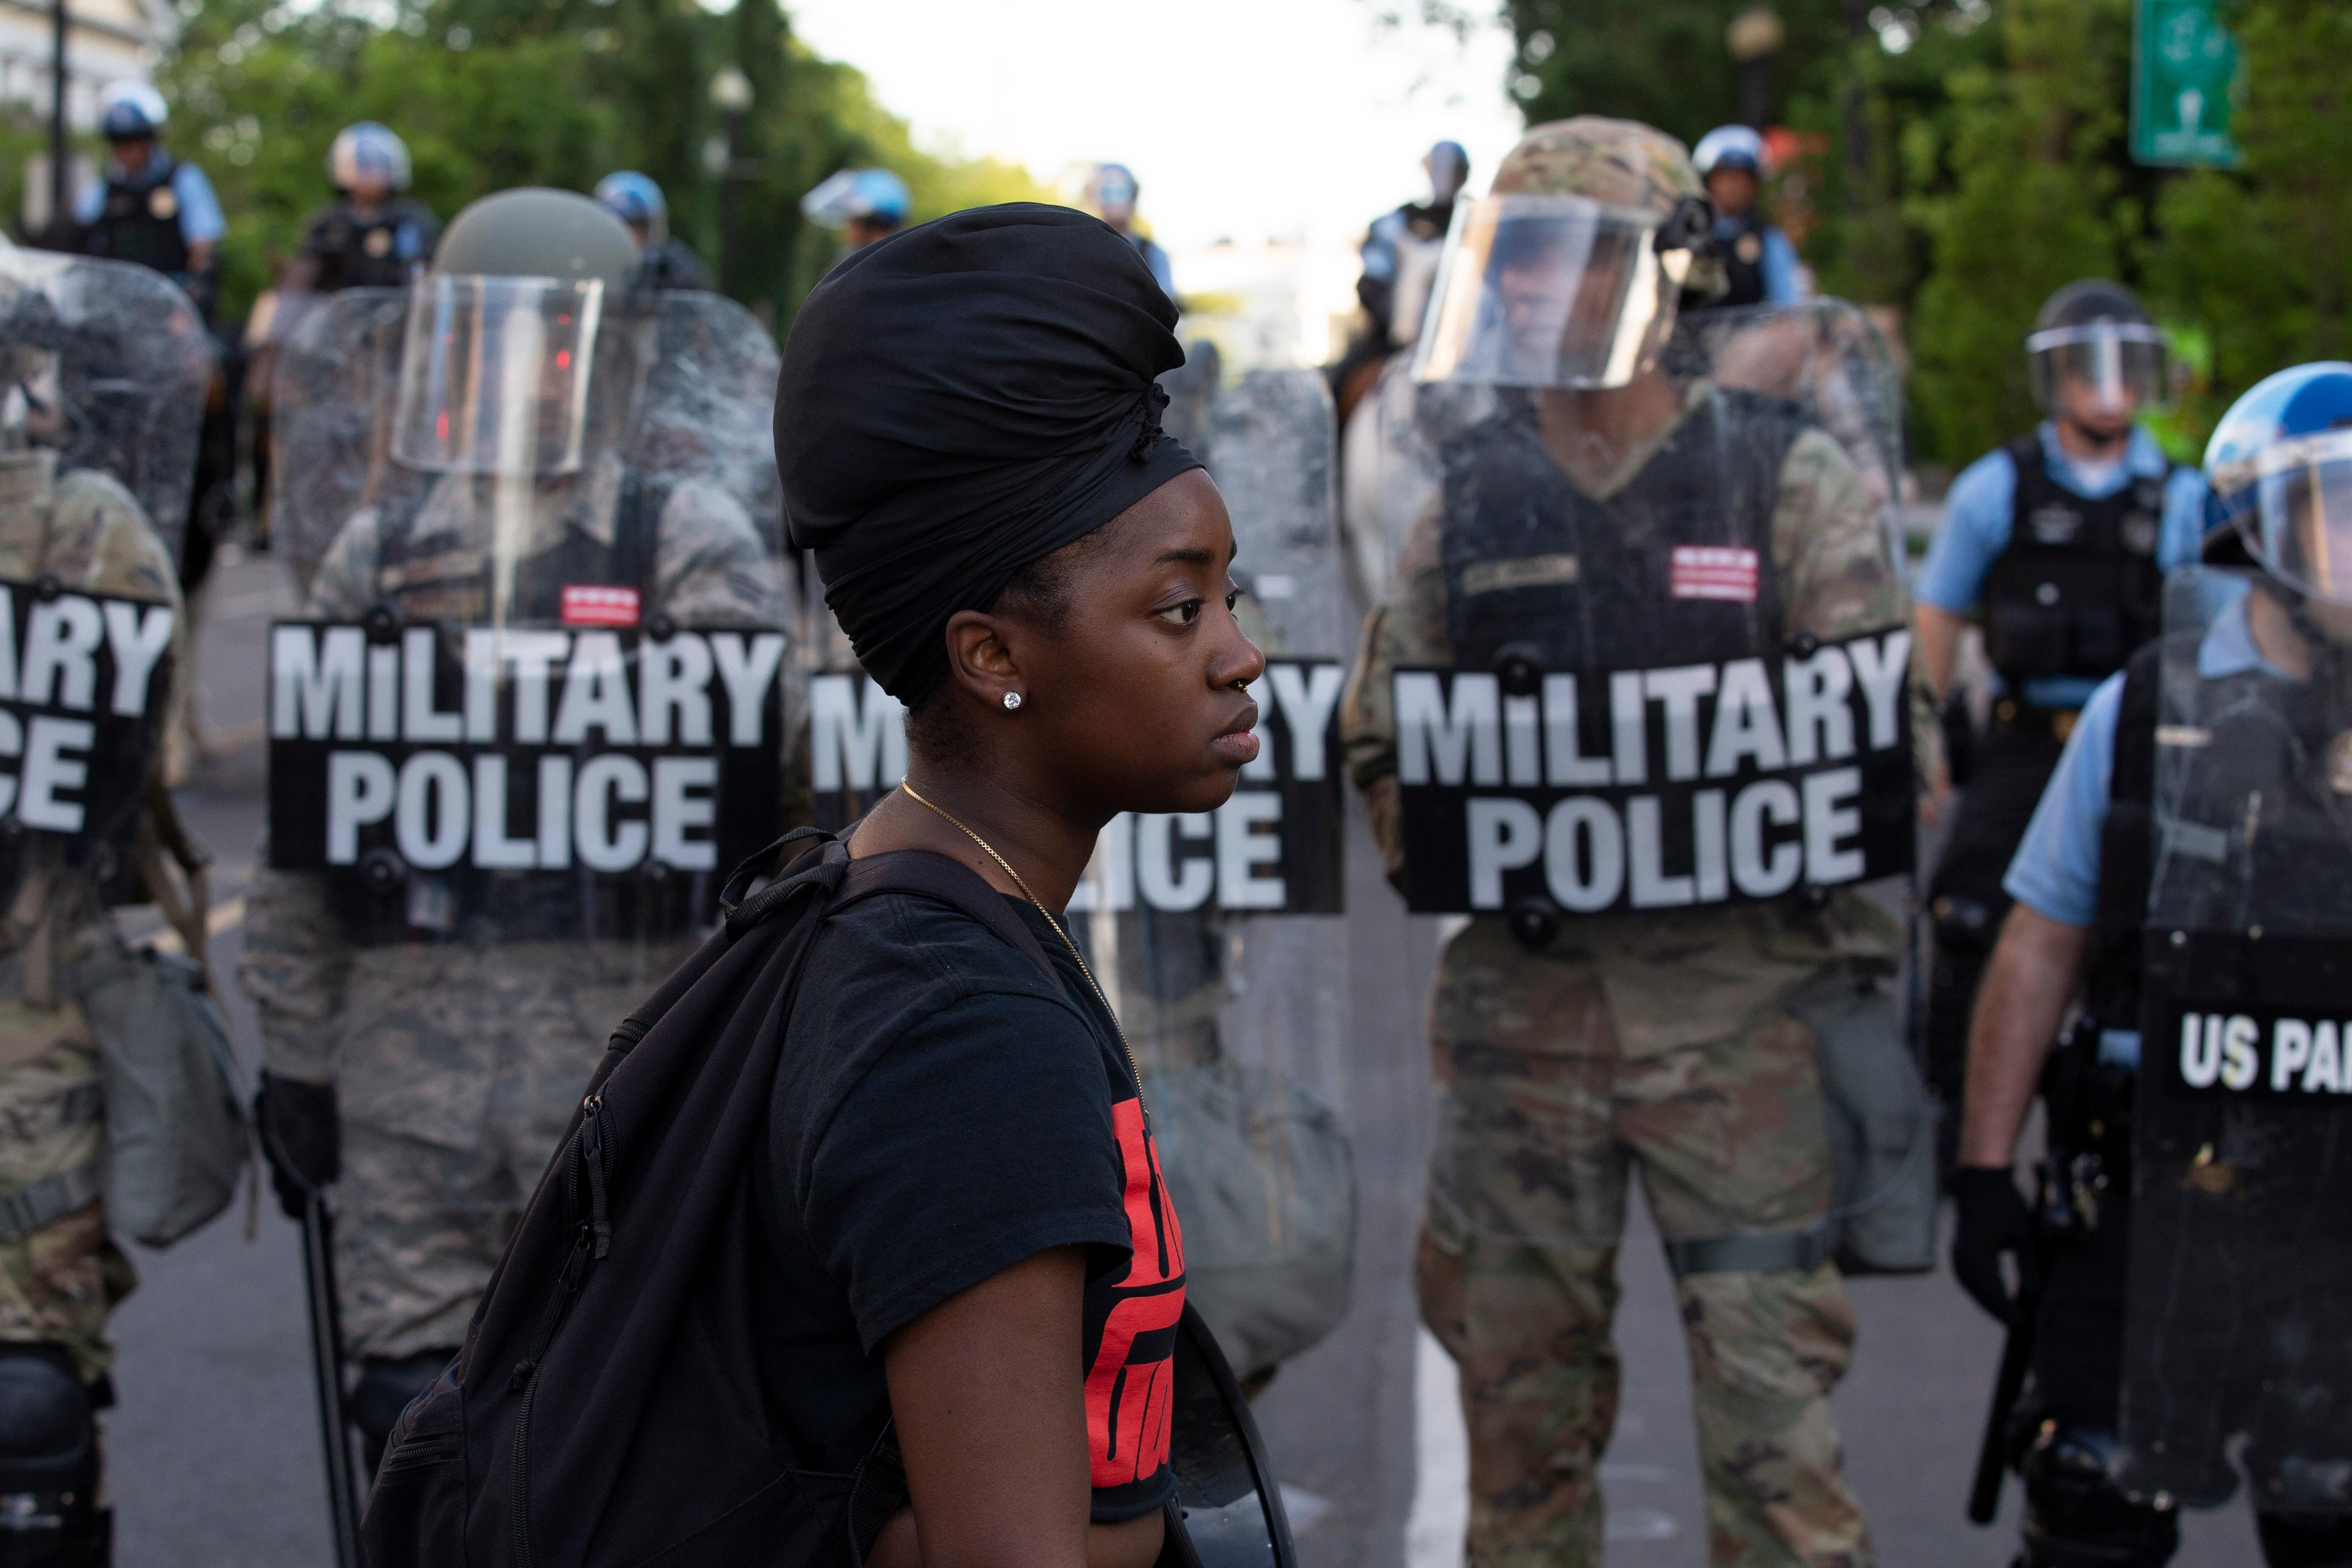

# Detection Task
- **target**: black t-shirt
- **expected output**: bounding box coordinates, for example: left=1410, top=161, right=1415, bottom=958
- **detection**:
left=751, top=881, right=1186, bottom=1523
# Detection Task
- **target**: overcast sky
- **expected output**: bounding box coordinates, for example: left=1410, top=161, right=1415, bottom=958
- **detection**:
left=782, top=0, right=1528, bottom=255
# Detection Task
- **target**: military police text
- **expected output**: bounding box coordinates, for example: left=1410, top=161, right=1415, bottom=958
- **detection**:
left=1393, top=628, right=1913, bottom=914
left=0, top=581, right=174, bottom=835
left=268, top=622, right=786, bottom=873
left=810, top=660, right=1349, bottom=913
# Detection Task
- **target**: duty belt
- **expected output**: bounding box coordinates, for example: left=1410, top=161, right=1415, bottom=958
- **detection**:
left=0, top=1082, right=104, bottom=1242
left=1990, top=699, right=2080, bottom=743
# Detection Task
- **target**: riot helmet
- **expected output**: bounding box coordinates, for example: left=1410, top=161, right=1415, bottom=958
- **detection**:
left=2026, top=280, right=2169, bottom=425
left=1414, top=116, right=1715, bottom=390
left=1426, top=140, right=1470, bottom=206
left=1692, top=124, right=1768, bottom=219
left=97, top=81, right=166, bottom=143
left=391, top=187, right=642, bottom=478
left=595, top=170, right=669, bottom=247
left=2203, top=361, right=2352, bottom=608
left=1088, top=162, right=1141, bottom=229
left=799, top=168, right=910, bottom=234
left=330, top=123, right=411, bottom=199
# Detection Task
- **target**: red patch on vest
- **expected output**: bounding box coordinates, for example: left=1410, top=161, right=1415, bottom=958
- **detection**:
left=560, top=585, right=641, bottom=627
left=1669, top=546, right=1759, bottom=603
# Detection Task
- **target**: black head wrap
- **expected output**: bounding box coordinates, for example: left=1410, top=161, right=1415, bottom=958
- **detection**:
left=775, top=203, right=1202, bottom=703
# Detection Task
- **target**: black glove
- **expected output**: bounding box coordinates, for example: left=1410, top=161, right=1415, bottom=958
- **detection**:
left=1951, top=1165, right=2040, bottom=1326
left=255, top=1072, right=339, bottom=1219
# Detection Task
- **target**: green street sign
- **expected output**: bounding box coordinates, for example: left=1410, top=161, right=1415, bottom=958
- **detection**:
left=2132, top=0, right=2242, bottom=168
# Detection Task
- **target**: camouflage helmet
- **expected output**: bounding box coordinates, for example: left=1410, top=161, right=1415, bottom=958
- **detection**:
left=1491, top=117, right=1727, bottom=301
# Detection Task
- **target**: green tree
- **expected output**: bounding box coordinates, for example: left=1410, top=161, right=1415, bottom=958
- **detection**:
left=2144, top=0, right=2352, bottom=434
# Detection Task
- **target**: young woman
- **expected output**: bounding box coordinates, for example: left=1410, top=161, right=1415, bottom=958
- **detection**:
left=764, top=205, right=1265, bottom=1568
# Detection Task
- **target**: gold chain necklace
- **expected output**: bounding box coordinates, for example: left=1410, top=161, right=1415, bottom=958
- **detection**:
left=896, top=779, right=1148, bottom=1118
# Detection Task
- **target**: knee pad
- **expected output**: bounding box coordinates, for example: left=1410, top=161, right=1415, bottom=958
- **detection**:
left=2258, top=1510, right=2352, bottom=1567
left=2017, top=1425, right=2180, bottom=1568
left=0, top=1346, right=100, bottom=1567
left=352, top=1351, right=456, bottom=1473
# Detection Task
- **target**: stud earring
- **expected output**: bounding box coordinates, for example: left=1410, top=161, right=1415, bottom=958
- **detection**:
left=1003, top=691, right=1024, bottom=711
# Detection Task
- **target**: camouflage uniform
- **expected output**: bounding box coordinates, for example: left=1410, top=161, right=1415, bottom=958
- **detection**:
left=238, top=453, right=785, bottom=1359
left=1341, top=119, right=1931, bottom=1568
left=0, top=451, right=184, bottom=1386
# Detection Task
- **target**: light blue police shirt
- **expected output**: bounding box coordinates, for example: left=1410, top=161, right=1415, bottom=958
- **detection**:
left=2002, top=575, right=2283, bottom=1065
left=72, top=156, right=227, bottom=246
left=1915, top=423, right=2208, bottom=710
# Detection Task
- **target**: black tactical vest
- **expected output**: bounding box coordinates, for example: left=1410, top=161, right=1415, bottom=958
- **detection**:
left=302, top=200, right=434, bottom=292
left=1981, top=436, right=2169, bottom=695
left=1437, top=388, right=1803, bottom=677
left=2086, top=635, right=2352, bottom=1032
left=1716, top=213, right=1770, bottom=310
left=86, top=159, right=190, bottom=277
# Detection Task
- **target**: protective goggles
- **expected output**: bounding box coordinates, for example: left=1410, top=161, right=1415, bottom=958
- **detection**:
left=1412, top=194, right=1706, bottom=390
left=393, top=275, right=604, bottom=477
left=2026, top=322, right=2170, bottom=414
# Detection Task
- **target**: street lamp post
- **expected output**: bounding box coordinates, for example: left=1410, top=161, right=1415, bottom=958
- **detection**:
left=48, top=0, right=69, bottom=241
left=709, top=64, right=753, bottom=296
left=1726, top=6, right=1785, bottom=130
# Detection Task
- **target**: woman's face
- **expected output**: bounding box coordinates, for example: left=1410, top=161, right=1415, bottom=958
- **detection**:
left=1004, top=469, right=1266, bottom=818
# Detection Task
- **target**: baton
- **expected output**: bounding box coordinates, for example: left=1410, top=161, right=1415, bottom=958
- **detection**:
left=1968, top=1277, right=2041, bottom=1524
left=299, top=1191, right=364, bottom=1568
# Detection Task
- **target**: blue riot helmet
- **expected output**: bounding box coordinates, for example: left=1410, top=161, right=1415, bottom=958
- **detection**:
left=329, top=123, right=412, bottom=195
left=799, top=168, right=910, bottom=233
left=1427, top=140, right=1469, bottom=205
left=97, top=81, right=167, bottom=142
left=595, top=171, right=669, bottom=246
left=2202, top=363, right=2352, bottom=600
left=1692, top=124, right=1769, bottom=179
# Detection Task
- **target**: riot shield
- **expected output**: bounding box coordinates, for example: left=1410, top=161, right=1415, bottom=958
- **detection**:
left=1390, top=300, right=1931, bottom=1264
left=1337, top=353, right=1493, bottom=609
left=263, top=283, right=793, bottom=949
left=0, top=248, right=194, bottom=907
left=2119, top=567, right=2352, bottom=1513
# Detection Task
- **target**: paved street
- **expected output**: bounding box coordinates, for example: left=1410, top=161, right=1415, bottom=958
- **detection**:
left=106, top=547, right=2261, bottom=1566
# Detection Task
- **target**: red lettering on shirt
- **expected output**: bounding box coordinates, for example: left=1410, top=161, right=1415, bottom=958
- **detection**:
left=1085, top=1096, right=1185, bottom=1488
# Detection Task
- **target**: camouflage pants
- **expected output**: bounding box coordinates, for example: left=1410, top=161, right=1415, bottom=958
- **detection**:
left=0, top=1017, right=134, bottom=1385
left=1422, top=912, right=1874, bottom=1568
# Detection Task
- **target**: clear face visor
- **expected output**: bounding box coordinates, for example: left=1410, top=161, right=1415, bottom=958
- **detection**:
left=1412, top=194, right=1691, bottom=391
left=392, top=275, right=604, bottom=477
left=2242, top=430, right=2352, bottom=608
left=2026, top=322, right=2169, bottom=416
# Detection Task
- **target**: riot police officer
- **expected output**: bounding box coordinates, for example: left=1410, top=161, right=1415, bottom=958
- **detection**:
left=1954, top=361, right=2352, bottom=1566
left=72, top=83, right=224, bottom=315
left=292, top=123, right=440, bottom=293
left=594, top=171, right=710, bottom=291
left=797, top=167, right=910, bottom=258
left=0, top=251, right=204, bottom=1568
left=1914, top=281, right=2207, bottom=1166
left=1085, top=162, right=1172, bottom=299
left=241, top=189, right=790, bottom=1471
left=1690, top=125, right=1800, bottom=309
left=1330, top=140, right=1469, bottom=429
left=1342, top=117, right=1934, bottom=1567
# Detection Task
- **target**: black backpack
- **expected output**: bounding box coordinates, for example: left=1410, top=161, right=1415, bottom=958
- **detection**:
left=359, top=831, right=1298, bottom=1568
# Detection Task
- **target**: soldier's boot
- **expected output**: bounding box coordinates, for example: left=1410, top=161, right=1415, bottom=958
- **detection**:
left=2256, top=1511, right=2352, bottom=1568
left=2015, top=1425, right=2179, bottom=1567
left=0, top=1346, right=104, bottom=1567
left=352, top=1350, right=456, bottom=1477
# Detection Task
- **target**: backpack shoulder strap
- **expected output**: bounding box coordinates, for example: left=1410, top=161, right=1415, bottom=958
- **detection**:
left=833, top=850, right=1060, bottom=989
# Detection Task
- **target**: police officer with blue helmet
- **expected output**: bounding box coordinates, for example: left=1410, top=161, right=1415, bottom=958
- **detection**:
left=1912, top=279, right=2209, bottom=1164
left=595, top=171, right=711, bottom=291
left=295, top=124, right=440, bottom=293
left=1084, top=162, right=1173, bottom=298
left=1690, top=125, right=1799, bottom=308
left=74, top=82, right=225, bottom=312
left=799, top=167, right=911, bottom=257
left=1953, top=362, right=2352, bottom=1568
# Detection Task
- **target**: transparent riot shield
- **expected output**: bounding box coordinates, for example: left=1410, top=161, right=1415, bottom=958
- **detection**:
left=0, top=249, right=196, bottom=911
left=1337, top=353, right=1493, bottom=609
left=2119, top=567, right=2352, bottom=1514
left=253, top=285, right=791, bottom=1328
left=1389, top=300, right=1932, bottom=1267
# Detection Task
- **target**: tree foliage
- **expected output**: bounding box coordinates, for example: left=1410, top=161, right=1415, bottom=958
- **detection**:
left=145, top=0, right=1045, bottom=325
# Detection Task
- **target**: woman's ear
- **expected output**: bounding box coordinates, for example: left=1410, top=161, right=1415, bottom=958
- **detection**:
left=941, top=609, right=1022, bottom=709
